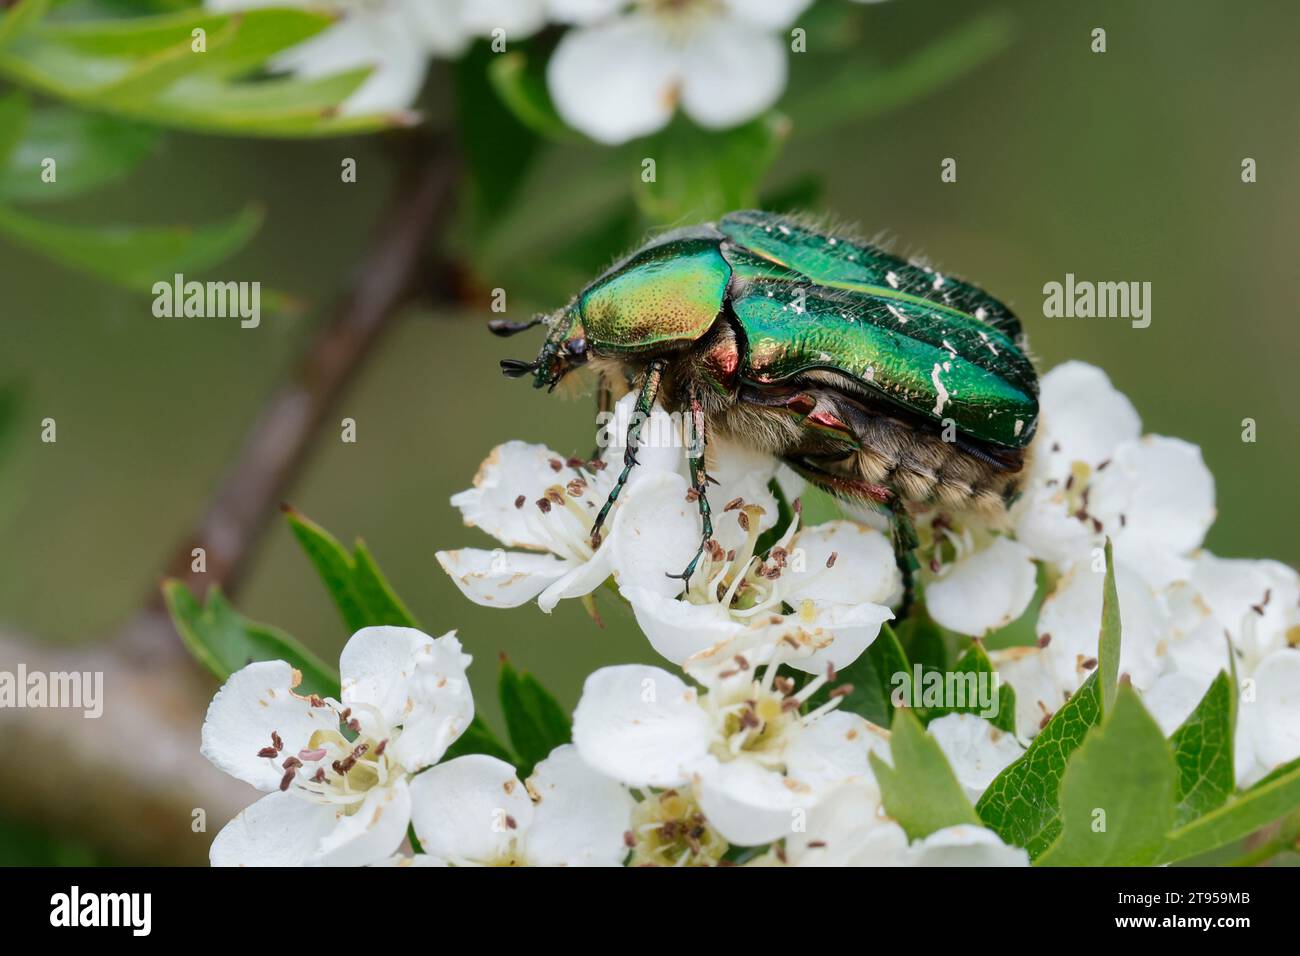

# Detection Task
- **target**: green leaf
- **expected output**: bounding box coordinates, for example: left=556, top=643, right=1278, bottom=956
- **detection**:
left=487, top=49, right=577, bottom=143
left=1168, top=671, right=1235, bottom=827
left=796, top=484, right=842, bottom=526
left=634, top=113, right=789, bottom=225
left=443, top=717, right=517, bottom=765
left=812, top=621, right=909, bottom=727
left=284, top=507, right=418, bottom=634
left=926, top=641, right=1018, bottom=734
left=0, top=202, right=261, bottom=292
left=0, top=9, right=408, bottom=138
left=456, top=42, right=539, bottom=220
left=789, top=12, right=1016, bottom=136
left=1, top=106, right=160, bottom=203
left=0, top=0, right=50, bottom=53
left=1097, top=538, right=1121, bottom=714
left=1159, top=756, right=1300, bottom=864
left=1036, top=686, right=1177, bottom=866
left=0, top=90, right=30, bottom=168
left=976, top=672, right=1102, bottom=857
left=499, top=658, right=570, bottom=777
left=869, top=707, right=981, bottom=840
left=163, top=579, right=340, bottom=698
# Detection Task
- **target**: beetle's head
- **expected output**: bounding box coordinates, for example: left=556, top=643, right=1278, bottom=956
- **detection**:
left=492, top=304, right=588, bottom=391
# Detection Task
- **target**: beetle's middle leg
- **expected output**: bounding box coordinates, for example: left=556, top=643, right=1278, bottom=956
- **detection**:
left=590, top=359, right=665, bottom=548
left=665, top=387, right=713, bottom=592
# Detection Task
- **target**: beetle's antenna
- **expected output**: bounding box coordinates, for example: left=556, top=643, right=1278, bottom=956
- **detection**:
left=500, top=358, right=538, bottom=378
left=487, top=317, right=545, bottom=337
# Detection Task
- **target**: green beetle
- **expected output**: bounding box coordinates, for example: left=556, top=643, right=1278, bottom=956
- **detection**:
left=494, top=210, right=1039, bottom=593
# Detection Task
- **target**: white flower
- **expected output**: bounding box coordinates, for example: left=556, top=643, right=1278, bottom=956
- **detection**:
left=1142, top=553, right=1300, bottom=786
left=546, top=0, right=812, bottom=143
left=408, top=745, right=633, bottom=865
left=571, top=659, right=888, bottom=846
left=206, top=0, right=546, bottom=115
left=625, top=784, right=730, bottom=866
left=621, top=500, right=899, bottom=671
left=926, top=535, right=1037, bottom=638
left=781, top=778, right=1027, bottom=867
left=201, top=626, right=473, bottom=866
left=437, top=395, right=776, bottom=614
left=927, top=713, right=1023, bottom=802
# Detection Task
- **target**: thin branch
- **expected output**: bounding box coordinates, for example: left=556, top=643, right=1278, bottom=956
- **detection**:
left=0, top=132, right=462, bottom=863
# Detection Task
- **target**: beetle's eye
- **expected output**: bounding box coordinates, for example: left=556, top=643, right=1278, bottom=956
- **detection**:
left=565, top=338, right=588, bottom=363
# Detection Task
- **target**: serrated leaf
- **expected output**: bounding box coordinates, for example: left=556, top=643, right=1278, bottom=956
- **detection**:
left=869, top=707, right=981, bottom=840
left=0, top=202, right=261, bottom=292
left=163, top=579, right=339, bottom=698
left=1098, top=538, right=1121, bottom=714
left=975, top=672, right=1102, bottom=857
left=927, top=641, right=1018, bottom=734
left=2, top=106, right=159, bottom=203
left=284, top=507, right=418, bottom=634
left=1036, top=686, right=1177, bottom=866
left=1158, top=756, right=1300, bottom=864
left=499, top=659, right=570, bottom=777
left=1169, top=671, right=1235, bottom=827
left=812, top=621, right=908, bottom=727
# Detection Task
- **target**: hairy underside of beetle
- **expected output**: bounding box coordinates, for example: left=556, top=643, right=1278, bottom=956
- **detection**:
left=590, top=342, right=1028, bottom=520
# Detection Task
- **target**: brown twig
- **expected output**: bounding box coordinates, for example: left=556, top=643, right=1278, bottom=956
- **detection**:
left=0, top=131, right=462, bottom=863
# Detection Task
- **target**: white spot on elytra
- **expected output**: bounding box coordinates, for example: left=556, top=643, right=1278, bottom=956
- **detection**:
left=1014, top=419, right=1024, bottom=437
left=886, top=271, right=900, bottom=289
left=931, top=363, right=951, bottom=416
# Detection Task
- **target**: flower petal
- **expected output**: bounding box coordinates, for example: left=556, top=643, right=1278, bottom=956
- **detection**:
left=780, top=601, right=894, bottom=675
left=904, top=824, right=1029, bottom=866
left=547, top=15, right=678, bottom=144
left=927, top=713, right=1023, bottom=802
left=572, top=665, right=712, bottom=787
left=607, top=470, right=699, bottom=598
left=1033, top=361, right=1140, bottom=483
left=209, top=791, right=340, bottom=867
left=449, top=441, right=573, bottom=551
left=339, top=627, right=474, bottom=770
left=537, top=550, right=612, bottom=612
left=679, top=17, right=787, bottom=130
left=1248, top=649, right=1300, bottom=772
left=200, top=660, right=338, bottom=791
left=695, top=757, right=813, bottom=846
left=524, top=745, right=634, bottom=866
left=723, top=0, right=814, bottom=30
left=1090, top=436, right=1215, bottom=588
left=409, top=755, right=535, bottom=865
left=927, top=537, right=1037, bottom=638
left=784, top=711, right=889, bottom=789
left=436, top=548, right=571, bottom=608
left=622, top=584, right=748, bottom=665
left=313, top=778, right=413, bottom=867
left=785, top=520, right=901, bottom=606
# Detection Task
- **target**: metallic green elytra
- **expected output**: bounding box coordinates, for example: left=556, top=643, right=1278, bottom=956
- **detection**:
left=494, top=210, right=1040, bottom=594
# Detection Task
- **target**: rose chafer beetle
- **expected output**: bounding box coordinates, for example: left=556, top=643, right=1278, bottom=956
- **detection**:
left=494, top=210, right=1039, bottom=598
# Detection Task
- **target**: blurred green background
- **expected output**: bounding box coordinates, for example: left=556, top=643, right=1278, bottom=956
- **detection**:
left=1, top=0, right=1297, bottom=861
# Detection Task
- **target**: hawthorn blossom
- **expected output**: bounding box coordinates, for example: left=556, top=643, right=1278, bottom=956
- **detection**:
left=201, top=626, right=473, bottom=866
left=437, top=395, right=776, bottom=614
left=407, top=746, right=634, bottom=865
left=625, top=784, right=729, bottom=866
left=205, top=0, right=547, bottom=115
left=547, top=0, right=812, bottom=143
left=572, top=656, right=889, bottom=846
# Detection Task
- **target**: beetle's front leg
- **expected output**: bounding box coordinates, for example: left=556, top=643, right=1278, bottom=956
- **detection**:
left=590, top=359, right=665, bottom=548
left=666, top=388, right=713, bottom=593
